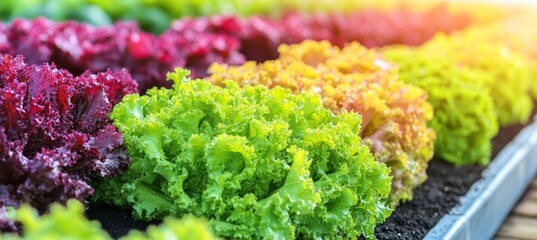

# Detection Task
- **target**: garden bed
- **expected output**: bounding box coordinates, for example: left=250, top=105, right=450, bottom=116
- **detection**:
left=85, top=107, right=537, bottom=239
left=1, top=2, right=536, bottom=240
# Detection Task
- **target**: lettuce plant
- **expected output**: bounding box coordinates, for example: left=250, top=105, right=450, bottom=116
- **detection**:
left=1, top=200, right=111, bottom=240
left=208, top=40, right=435, bottom=204
left=160, top=16, right=245, bottom=79
left=421, top=33, right=533, bottom=126
left=453, top=21, right=537, bottom=100
left=93, top=68, right=392, bottom=239
left=382, top=29, right=534, bottom=165
left=383, top=46, right=499, bottom=165
left=122, top=216, right=216, bottom=240
left=0, top=54, right=136, bottom=231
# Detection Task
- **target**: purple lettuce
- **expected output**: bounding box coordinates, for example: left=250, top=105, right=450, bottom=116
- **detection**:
left=0, top=54, right=136, bottom=231
left=3, top=18, right=172, bottom=92
left=161, top=15, right=245, bottom=79
left=0, top=18, right=246, bottom=92
left=238, top=6, right=472, bottom=61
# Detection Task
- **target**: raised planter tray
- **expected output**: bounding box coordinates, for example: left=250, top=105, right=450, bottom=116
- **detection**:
left=425, top=118, right=537, bottom=240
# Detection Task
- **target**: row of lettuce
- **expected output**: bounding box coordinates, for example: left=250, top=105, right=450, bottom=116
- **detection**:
left=0, top=0, right=484, bottom=33
left=0, top=7, right=469, bottom=92
left=1, top=7, right=537, bottom=240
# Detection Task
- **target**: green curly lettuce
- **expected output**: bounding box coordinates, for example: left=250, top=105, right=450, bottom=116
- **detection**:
left=1, top=200, right=110, bottom=240
left=422, top=33, right=533, bottom=126
left=1, top=199, right=217, bottom=240
left=207, top=40, right=436, bottom=205
left=122, top=216, right=216, bottom=240
left=93, top=68, right=392, bottom=239
left=383, top=46, right=499, bottom=165
left=383, top=30, right=534, bottom=165
left=457, top=20, right=537, bottom=100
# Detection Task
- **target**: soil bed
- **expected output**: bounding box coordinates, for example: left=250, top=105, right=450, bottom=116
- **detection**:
left=87, top=111, right=535, bottom=240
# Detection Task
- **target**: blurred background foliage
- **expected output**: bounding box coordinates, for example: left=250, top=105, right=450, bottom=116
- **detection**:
left=0, top=0, right=526, bottom=33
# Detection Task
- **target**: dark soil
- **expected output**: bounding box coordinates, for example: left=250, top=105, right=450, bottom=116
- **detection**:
left=87, top=112, right=535, bottom=239
left=373, top=159, right=484, bottom=239
left=86, top=205, right=156, bottom=238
